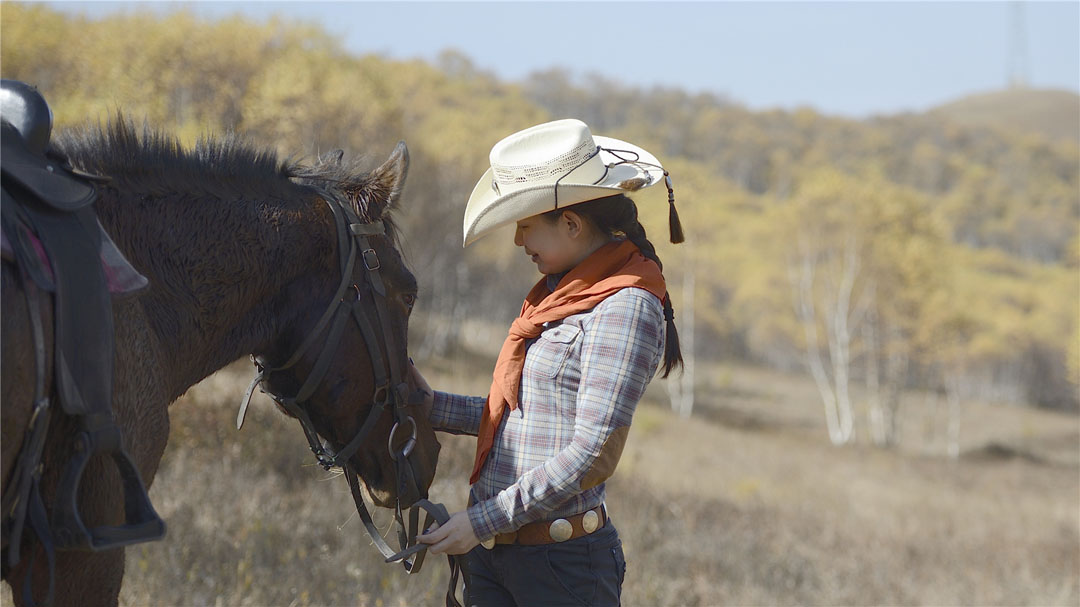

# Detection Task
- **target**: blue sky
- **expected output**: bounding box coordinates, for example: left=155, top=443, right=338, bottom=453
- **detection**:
left=44, top=1, right=1080, bottom=118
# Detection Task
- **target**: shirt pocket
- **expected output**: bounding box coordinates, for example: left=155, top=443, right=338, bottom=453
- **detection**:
left=526, top=323, right=583, bottom=379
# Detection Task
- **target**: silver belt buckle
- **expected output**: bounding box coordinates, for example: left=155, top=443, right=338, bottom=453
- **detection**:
left=548, top=518, right=573, bottom=542
left=582, top=509, right=600, bottom=534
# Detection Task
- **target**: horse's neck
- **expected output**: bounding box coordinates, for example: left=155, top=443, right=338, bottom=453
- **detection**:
left=96, top=190, right=334, bottom=401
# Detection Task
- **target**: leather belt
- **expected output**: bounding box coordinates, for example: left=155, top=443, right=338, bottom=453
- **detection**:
left=482, top=505, right=607, bottom=548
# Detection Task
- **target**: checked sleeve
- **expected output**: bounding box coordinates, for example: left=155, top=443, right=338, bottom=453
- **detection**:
left=467, top=288, right=664, bottom=540
left=430, top=390, right=486, bottom=437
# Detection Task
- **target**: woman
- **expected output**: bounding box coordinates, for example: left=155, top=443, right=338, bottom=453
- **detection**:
left=414, top=118, right=683, bottom=606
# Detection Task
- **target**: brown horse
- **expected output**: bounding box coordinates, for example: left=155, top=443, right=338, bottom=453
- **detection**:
left=0, top=118, right=440, bottom=605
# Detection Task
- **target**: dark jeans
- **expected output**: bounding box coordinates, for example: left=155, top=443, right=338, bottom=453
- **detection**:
left=464, top=519, right=626, bottom=607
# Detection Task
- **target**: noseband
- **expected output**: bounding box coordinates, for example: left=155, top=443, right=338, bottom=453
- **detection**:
left=235, top=190, right=445, bottom=580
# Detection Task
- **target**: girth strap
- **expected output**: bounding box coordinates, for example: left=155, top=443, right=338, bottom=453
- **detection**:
left=21, top=480, right=55, bottom=607
left=2, top=272, right=56, bottom=607
left=3, top=272, right=48, bottom=563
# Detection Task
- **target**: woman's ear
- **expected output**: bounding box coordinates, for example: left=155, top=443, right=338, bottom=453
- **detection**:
left=561, top=210, right=584, bottom=238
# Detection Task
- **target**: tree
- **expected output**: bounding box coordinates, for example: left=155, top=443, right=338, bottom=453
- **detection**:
left=666, top=267, right=696, bottom=418
left=778, top=169, right=946, bottom=446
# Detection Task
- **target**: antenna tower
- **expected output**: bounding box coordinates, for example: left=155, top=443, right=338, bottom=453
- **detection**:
left=1008, top=1, right=1029, bottom=88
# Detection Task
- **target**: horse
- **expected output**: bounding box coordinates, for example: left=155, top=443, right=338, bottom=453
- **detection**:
left=1, top=116, right=441, bottom=606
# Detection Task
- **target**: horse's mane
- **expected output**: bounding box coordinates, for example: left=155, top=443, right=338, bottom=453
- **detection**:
left=53, top=115, right=397, bottom=238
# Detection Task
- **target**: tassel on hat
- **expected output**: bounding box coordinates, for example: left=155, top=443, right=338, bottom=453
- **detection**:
left=664, top=172, right=684, bottom=244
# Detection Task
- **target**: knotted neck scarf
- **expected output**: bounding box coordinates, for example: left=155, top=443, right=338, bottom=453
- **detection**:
left=469, top=239, right=667, bottom=483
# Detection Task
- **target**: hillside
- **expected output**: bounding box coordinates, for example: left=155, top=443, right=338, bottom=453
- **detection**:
left=929, top=87, right=1080, bottom=143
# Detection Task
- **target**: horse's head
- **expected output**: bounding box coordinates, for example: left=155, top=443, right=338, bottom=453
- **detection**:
left=255, top=142, right=439, bottom=509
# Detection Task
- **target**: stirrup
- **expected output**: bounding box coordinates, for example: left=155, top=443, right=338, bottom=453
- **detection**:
left=50, top=423, right=166, bottom=551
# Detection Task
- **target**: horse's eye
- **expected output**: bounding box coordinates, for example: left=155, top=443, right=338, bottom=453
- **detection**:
left=402, top=293, right=416, bottom=310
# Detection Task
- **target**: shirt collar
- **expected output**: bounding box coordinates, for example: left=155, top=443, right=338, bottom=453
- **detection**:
left=545, top=272, right=566, bottom=292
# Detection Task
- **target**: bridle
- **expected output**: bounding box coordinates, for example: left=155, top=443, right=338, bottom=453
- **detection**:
left=234, top=190, right=466, bottom=604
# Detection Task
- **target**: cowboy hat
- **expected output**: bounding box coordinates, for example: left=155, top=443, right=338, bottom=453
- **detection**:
left=462, top=119, right=667, bottom=246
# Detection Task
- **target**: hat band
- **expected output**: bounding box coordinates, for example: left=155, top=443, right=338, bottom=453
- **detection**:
left=492, top=136, right=599, bottom=188
left=490, top=145, right=605, bottom=198
left=554, top=146, right=603, bottom=208
left=488, top=145, right=666, bottom=206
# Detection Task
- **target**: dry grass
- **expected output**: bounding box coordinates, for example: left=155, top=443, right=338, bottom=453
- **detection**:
left=3, top=356, right=1077, bottom=606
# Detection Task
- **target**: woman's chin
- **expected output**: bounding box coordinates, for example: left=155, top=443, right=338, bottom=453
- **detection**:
left=535, top=261, right=568, bottom=275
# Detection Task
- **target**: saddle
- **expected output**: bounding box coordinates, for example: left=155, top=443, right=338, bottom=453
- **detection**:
left=1, top=80, right=164, bottom=604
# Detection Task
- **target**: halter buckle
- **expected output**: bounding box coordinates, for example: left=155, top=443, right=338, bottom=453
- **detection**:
left=373, top=383, right=392, bottom=408
left=362, top=248, right=380, bottom=271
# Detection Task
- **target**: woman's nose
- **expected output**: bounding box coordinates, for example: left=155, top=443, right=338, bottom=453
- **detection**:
left=513, top=226, right=524, bottom=246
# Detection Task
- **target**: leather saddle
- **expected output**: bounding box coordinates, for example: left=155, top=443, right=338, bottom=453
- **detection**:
left=1, top=79, right=164, bottom=562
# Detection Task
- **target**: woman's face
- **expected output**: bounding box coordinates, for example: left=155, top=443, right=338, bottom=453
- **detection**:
left=514, top=211, right=599, bottom=275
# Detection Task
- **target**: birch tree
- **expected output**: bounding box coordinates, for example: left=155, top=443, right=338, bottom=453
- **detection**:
left=788, top=228, right=869, bottom=445
left=666, top=268, right=696, bottom=418
left=782, top=169, right=942, bottom=447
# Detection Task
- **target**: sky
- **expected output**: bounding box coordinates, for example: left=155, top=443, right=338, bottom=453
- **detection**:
left=44, top=1, right=1080, bottom=118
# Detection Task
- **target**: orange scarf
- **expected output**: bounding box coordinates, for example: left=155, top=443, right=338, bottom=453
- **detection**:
left=470, top=239, right=666, bottom=483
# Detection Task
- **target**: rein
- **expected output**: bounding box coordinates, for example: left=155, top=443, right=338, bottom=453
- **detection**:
left=235, top=191, right=468, bottom=606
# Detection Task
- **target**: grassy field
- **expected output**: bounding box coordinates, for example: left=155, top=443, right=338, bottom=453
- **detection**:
left=3, top=354, right=1077, bottom=606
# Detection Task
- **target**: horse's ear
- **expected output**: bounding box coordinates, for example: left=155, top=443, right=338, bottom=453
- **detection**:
left=366, top=141, right=409, bottom=218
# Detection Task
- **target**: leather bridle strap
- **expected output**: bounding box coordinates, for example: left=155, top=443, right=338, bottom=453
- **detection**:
left=239, top=220, right=397, bottom=466
left=234, top=210, right=359, bottom=432
left=236, top=190, right=439, bottom=576
left=343, top=469, right=470, bottom=607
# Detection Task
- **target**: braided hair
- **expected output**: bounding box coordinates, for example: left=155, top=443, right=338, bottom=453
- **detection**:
left=544, top=194, right=683, bottom=377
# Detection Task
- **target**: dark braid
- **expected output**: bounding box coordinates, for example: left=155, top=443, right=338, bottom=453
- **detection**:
left=623, top=218, right=661, bottom=269
left=545, top=194, right=684, bottom=377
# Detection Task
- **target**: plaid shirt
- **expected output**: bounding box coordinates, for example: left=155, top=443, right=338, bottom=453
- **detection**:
left=431, top=285, right=665, bottom=542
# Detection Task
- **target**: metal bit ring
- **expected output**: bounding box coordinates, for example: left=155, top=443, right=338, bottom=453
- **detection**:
left=388, top=416, right=417, bottom=460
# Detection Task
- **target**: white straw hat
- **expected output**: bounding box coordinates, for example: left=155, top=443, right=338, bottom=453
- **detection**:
left=462, top=119, right=667, bottom=246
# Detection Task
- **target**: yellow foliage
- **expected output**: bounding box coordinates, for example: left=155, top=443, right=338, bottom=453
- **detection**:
left=1, top=2, right=1075, bottom=405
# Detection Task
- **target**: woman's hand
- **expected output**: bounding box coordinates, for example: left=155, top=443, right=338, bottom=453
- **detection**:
left=407, top=361, right=434, bottom=420
left=417, top=510, right=480, bottom=555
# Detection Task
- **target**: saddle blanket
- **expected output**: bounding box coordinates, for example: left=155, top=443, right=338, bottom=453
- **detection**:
left=1, top=218, right=148, bottom=294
